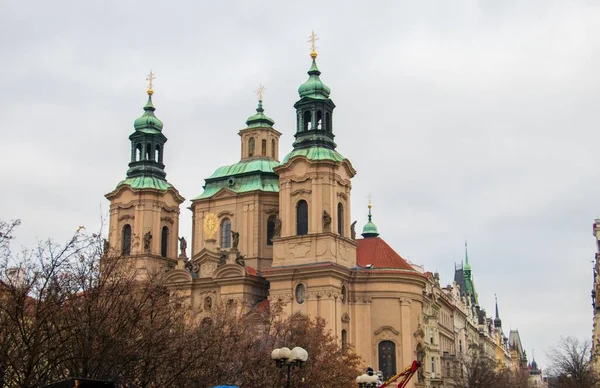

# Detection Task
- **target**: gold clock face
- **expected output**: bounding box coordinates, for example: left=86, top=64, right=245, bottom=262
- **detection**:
left=203, top=213, right=218, bottom=239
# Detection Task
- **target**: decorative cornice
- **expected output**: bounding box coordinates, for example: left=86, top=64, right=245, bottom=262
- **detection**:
left=218, top=210, right=234, bottom=218
left=160, top=216, right=174, bottom=225
left=374, top=326, right=400, bottom=336
left=291, top=188, right=312, bottom=196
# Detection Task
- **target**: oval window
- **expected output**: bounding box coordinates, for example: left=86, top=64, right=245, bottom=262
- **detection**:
left=295, top=283, right=306, bottom=304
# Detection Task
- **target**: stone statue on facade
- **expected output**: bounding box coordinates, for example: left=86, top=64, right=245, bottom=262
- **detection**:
left=231, top=230, right=240, bottom=249
left=184, top=258, right=194, bottom=272
left=273, top=216, right=282, bottom=238
left=323, top=211, right=332, bottom=232
left=103, top=238, right=110, bottom=254
left=235, top=253, right=245, bottom=267
left=143, top=231, right=152, bottom=252
left=218, top=251, right=228, bottom=267
left=350, top=221, right=357, bottom=240
left=178, top=236, right=187, bottom=257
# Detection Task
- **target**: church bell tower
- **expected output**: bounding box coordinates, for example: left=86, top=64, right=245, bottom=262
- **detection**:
left=105, top=73, right=185, bottom=275
left=272, top=34, right=357, bottom=268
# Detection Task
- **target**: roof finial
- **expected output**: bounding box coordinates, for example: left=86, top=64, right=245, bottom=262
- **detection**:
left=255, top=84, right=266, bottom=102
left=146, top=70, right=156, bottom=96
left=368, top=193, right=373, bottom=220
left=308, top=30, right=319, bottom=59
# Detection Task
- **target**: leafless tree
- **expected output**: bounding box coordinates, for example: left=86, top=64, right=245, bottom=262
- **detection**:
left=0, top=220, right=363, bottom=388
left=546, top=337, right=600, bottom=388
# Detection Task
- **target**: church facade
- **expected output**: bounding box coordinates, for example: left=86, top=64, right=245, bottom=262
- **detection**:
left=104, top=44, right=528, bottom=387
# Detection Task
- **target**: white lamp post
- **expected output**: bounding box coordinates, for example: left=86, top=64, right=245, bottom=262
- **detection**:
left=356, top=372, right=379, bottom=387
left=271, top=346, right=308, bottom=388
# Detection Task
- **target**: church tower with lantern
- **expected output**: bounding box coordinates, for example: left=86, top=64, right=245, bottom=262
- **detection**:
left=105, top=73, right=185, bottom=275
left=264, top=32, right=358, bottom=331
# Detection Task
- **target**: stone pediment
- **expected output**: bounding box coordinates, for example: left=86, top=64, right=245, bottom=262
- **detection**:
left=192, top=249, right=225, bottom=279
left=211, top=188, right=237, bottom=199
left=164, top=269, right=193, bottom=284
left=213, top=263, right=246, bottom=279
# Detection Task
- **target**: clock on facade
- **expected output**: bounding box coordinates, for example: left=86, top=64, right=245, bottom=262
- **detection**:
left=203, top=213, right=218, bottom=239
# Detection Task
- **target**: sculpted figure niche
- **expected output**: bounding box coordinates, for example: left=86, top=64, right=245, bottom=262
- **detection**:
left=143, top=231, right=152, bottom=252
left=323, top=211, right=332, bottom=232
left=231, top=230, right=240, bottom=250
left=273, top=216, right=282, bottom=238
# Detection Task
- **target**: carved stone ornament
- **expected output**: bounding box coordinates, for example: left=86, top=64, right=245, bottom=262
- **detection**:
left=323, top=210, right=332, bottom=232
left=203, top=213, right=218, bottom=239
left=118, top=214, right=134, bottom=221
left=291, top=188, right=312, bottom=196
left=350, top=221, right=357, bottom=240
left=161, top=216, right=175, bottom=225
left=400, top=297, right=412, bottom=306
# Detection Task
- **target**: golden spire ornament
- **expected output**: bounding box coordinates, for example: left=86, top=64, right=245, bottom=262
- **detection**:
left=255, top=84, right=266, bottom=101
left=308, top=30, right=319, bottom=59
left=146, top=70, right=156, bottom=95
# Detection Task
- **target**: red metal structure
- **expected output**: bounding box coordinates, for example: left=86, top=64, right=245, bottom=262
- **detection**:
left=378, top=360, right=421, bottom=388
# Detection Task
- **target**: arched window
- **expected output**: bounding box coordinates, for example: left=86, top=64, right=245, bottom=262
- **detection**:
left=267, top=215, right=276, bottom=246
left=155, top=145, right=162, bottom=163
left=303, top=111, right=312, bottom=131
left=341, top=329, right=348, bottom=350
left=146, top=144, right=152, bottom=160
left=326, top=112, right=332, bottom=132
left=161, top=226, right=168, bottom=258
left=316, top=110, right=322, bottom=129
left=271, top=139, right=276, bottom=158
left=122, top=224, right=131, bottom=256
left=337, top=202, right=344, bottom=236
left=220, top=218, right=231, bottom=248
left=261, top=139, right=267, bottom=156
left=136, top=144, right=142, bottom=161
left=296, top=200, right=308, bottom=235
left=378, top=341, right=397, bottom=381
left=341, top=285, right=347, bottom=304
left=248, top=137, right=255, bottom=157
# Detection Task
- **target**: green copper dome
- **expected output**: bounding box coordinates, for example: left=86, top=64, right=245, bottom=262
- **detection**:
left=361, top=204, right=380, bottom=238
left=133, top=95, right=163, bottom=133
left=298, top=59, right=331, bottom=100
left=245, top=100, right=275, bottom=128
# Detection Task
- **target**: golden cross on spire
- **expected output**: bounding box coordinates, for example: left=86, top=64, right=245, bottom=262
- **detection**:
left=368, top=193, right=372, bottom=208
left=255, top=84, right=266, bottom=101
left=307, top=30, right=319, bottom=58
left=146, top=70, right=156, bottom=95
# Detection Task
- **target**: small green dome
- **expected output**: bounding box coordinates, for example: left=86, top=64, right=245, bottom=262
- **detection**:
left=361, top=204, right=380, bottom=238
left=134, top=95, right=163, bottom=132
left=245, top=100, right=275, bottom=128
left=298, top=59, right=331, bottom=100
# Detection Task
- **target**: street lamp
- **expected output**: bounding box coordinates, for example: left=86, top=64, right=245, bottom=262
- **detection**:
left=271, top=346, right=308, bottom=388
left=356, top=373, right=379, bottom=388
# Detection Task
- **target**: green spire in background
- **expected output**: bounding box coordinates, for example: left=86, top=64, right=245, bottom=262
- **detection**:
left=361, top=200, right=380, bottom=238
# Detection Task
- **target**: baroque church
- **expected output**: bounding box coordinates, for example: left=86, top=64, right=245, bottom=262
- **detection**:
left=104, top=39, right=528, bottom=387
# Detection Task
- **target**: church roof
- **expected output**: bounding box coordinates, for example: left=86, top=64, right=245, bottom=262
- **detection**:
left=194, top=159, right=280, bottom=200
left=356, top=237, right=416, bottom=271
left=281, top=146, right=346, bottom=164
left=114, top=176, right=174, bottom=192
left=207, top=159, right=279, bottom=180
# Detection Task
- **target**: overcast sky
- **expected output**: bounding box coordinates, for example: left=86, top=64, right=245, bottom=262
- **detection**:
left=2, top=0, right=600, bottom=371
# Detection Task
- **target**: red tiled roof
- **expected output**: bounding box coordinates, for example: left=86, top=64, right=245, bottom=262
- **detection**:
left=356, top=237, right=416, bottom=271
left=245, top=266, right=257, bottom=276
left=255, top=299, right=269, bottom=313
